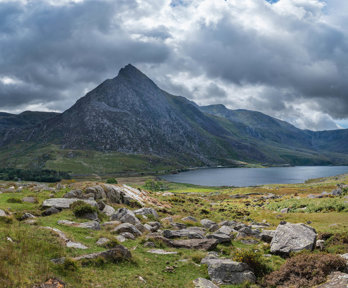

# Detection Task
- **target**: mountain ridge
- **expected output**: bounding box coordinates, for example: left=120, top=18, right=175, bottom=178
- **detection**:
left=1, top=64, right=348, bottom=173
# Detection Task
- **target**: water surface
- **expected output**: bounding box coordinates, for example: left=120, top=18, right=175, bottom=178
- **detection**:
left=162, top=166, right=348, bottom=187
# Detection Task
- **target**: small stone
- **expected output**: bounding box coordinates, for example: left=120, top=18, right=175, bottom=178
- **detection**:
left=182, top=216, right=198, bottom=222
left=147, top=249, right=178, bottom=255
left=193, top=277, right=219, bottom=288
left=96, top=238, right=110, bottom=246
left=22, top=196, right=37, bottom=203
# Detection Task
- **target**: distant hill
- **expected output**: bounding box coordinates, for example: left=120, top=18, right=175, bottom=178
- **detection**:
left=1, top=64, right=348, bottom=174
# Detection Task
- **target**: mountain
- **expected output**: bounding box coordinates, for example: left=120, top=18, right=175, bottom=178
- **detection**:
left=1, top=64, right=348, bottom=173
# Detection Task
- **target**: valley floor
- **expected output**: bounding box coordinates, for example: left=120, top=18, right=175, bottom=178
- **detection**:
left=0, top=174, right=347, bottom=287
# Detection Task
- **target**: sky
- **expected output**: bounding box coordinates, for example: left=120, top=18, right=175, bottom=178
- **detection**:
left=0, top=0, right=347, bottom=130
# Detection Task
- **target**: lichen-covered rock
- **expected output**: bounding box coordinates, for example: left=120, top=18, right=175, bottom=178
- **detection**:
left=169, top=238, right=218, bottom=250
left=134, top=207, right=159, bottom=219
left=57, top=220, right=100, bottom=230
left=73, top=246, right=131, bottom=262
left=163, top=228, right=205, bottom=239
left=270, top=223, right=317, bottom=254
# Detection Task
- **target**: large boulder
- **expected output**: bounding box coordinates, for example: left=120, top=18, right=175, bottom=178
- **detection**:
left=57, top=220, right=100, bottom=230
left=42, top=198, right=97, bottom=209
left=270, top=223, right=317, bottom=255
left=207, top=233, right=231, bottom=244
left=203, top=258, right=256, bottom=285
left=110, top=208, right=141, bottom=225
left=101, top=204, right=115, bottom=217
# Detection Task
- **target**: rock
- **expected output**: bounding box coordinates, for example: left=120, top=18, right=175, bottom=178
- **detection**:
left=147, top=249, right=178, bottom=255
left=22, top=196, right=37, bottom=203
left=120, top=232, right=135, bottom=240
left=316, top=239, right=325, bottom=251
left=111, top=223, right=142, bottom=237
left=57, top=220, right=101, bottom=230
left=102, top=220, right=121, bottom=227
left=63, top=189, right=83, bottom=198
left=193, top=278, right=219, bottom=288
left=102, top=204, right=115, bottom=216
left=111, top=208, right=141, bottom=225
left=201, top=219, right=217, bottom=229
left=260, top=230, right=275, bottom=243
left=20, top=213, right=36, bottom=221
left=182, top=216, right=198, bottom=222
left=66, top=241, right=88, bottom=249
left=163, top=228, right=205, bottom=239
left=162, top=192, right=174, bottom=196
left=73, top=246, right=132, bottom=262
left=135, top=223, right=148, bottom=233
left=42, top=198, right=97, bottom=209
left=217, top=225, right=234, bottom=235
left=341, top=254, right=348, bottom=273
left=42, top=207, right=61, bottom=216
left=207, top=233, right=231, bottom=244
left=204, top=258, right=256, bottom=285
left=161, top=216, right=173, bottom=223
left=115, top=235, right=126, bottom=243
left=316, top=271, right=348, bottom=288
left=308, top=194, right=322, bottom=199
left=80, top=211, right=99, bottom=221
left=280, top=208, right=289, bottom=213
left=134, top=207, right=159, bottom=219
left=0, top=209, right=7, bottom=217
left=332, top=188, right=342, bottom=196
left=85, top=185, right=106, bottom=199
left=144, top=221, right=161, bottom=232
left=171, top=222, right=187, bottom=230
left=33, top=277, right=66, bottom=288
left=43, top=227, right=87, bottom=249
left=169, top=239, right=218, bottom=250
left=96, top=238, right=110, bottom=246
left=270, top=223, right=317, bottom=255
left=143, top=241, right=156, bottom=248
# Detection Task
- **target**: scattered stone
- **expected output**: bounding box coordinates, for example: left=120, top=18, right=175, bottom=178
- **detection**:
left=120, top=232, right=136, bottom=240
left=63, top=189, right=83, bottom=198
left=96, top=238, right=110, bottom=246
left=316, top=239, right=325, bottom=251
left=102, top=204, right=115, bottom=217
left=57, top=220, right=101, bottom=230
left=201, top=219, right=216, bottom=229
left=79, top=211, right=99, bottom=221
left=207, top=233, right=231, bottom=244
left=182, top=216, right=198, bottom=222
left=0, top=209, right=7, bottom=217
left=316, top=272, right=348, bottom=288
left=162, top=192, right=174, bottom=196
left=42, top=207, right=61, bottom=216
left=43, top=227, right=87, bottom=249
left=169, top=238, right=218, bottom=250
left=161, top=216, right=173, bottom=223
left=111, top=223, right=142, bottom=237
left=332, top=188, right=342, bottom=196
left=115, top=235, right=126, bottom=243
left=163, top=229, right=205, bottom=239
left=134, top=207, right=159, bottom=219
left=20, top=213, right=36, bottom=221
left=33, top=277, right=66, bottom=288
left=144, top=221, right=161, bottom=232
left=280, top=208, right=289, bottom=213
left=42, top=198, right=97, bottom=209
left=66, top=241, right=88, bottom=249
left=22, top=196, right=37, bottom=203
left=143, top=241, right=156, bottom=248
left=193, top=278, right=219, bottom=288
left=111, top=208, right=141, bottom=225
left=171, top=222, right=187, bottom=230
left=147, top=249, right=178, bottom=255
left=270, top=223, right=317, bottom=255
left=73, top=246, right=131, bottom=262
left=217, top=225, right=234, bottom=235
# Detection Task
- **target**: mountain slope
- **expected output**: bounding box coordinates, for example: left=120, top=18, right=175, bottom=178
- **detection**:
left=1, top=64, right=348, bottom=173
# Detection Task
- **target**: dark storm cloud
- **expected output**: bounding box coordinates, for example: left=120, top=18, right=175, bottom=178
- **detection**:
left=0, top=0, right=170, bottom=111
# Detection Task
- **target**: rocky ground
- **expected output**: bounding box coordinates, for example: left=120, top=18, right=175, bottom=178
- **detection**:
left=0, top=174, right=347, bottom=288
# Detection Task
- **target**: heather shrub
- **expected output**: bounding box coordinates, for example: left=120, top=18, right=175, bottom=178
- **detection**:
left=232, top=249, right=271, bottom=277
left=263, top=253, right=346, bottom=288
left=106, top=178, right=118, bottom=184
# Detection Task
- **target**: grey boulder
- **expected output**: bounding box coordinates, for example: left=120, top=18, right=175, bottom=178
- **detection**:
left=270, top=223, right=317, bottom=254
left=134, top=207, right=159, bottom=219
left=193, top=278, right=219, bottom=288
left=111, top=223, right=142, bottom=237
left=42, top=198, right=97, bottom=209
left=111, top=208, right=141, bottom=225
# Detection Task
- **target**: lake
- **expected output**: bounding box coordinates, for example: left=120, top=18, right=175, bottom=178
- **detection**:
left=162, top=166, right=348, bottom=187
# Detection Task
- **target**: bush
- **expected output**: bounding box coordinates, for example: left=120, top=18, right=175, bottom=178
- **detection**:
left=106, top=178, right=118, bottom=184
left=144, top=179, right=165, bottom=192
left=263, top=253, right=346, bottom=288
left=232, top=249, right=271, bottom=277
left=70, top=201, right=97, bottom=217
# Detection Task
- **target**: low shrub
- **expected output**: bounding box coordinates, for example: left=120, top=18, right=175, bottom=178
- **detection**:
left=106, top=178, right=118, bottom=184
left=263, top=253, right=346, bottom=288
left=232, top=249, right=271, bottom=277
left=70, top=201, right=97, bottom=218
